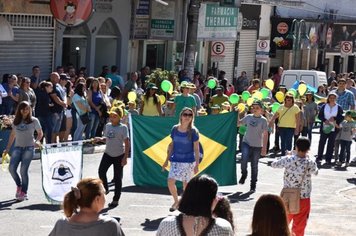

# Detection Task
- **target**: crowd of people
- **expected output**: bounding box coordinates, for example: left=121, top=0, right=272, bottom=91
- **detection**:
left=1, top=64, right=356, bottom=236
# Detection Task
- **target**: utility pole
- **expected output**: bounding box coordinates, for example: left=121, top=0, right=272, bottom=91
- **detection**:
left=184, top=0, right=201, bottom=79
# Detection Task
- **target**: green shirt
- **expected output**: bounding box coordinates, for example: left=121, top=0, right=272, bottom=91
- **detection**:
left=174, top=94, right=197, bottom=117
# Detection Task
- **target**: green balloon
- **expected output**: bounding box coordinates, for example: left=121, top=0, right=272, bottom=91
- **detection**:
left=229, top=93, right=239, bottom=104
left=161, top=80, right=172, bottom=92
left=271, top=102, right=280, bottom=113
left=322, top=124, right=334, bottom=134
left=261, top=88, right=270, bottom=99
left=241, top=91, right=251, bottom=101
left=207, top=79, right=216, bottom=89
left=239, top=125, right=247, bottom=135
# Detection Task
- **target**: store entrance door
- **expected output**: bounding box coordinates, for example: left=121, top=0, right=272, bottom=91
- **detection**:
left=145, top=44, right=165, bottom=70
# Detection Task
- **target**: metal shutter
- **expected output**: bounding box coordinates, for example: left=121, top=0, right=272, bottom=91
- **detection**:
left=237, top=30, right=257, bottom=78
left=218, top=41, right=235, bottom=81
left=0, top=13, right=54, bottom=79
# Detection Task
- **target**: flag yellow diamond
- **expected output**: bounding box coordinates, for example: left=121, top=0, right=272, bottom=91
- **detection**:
left=143, top=133, right=227, bottom=174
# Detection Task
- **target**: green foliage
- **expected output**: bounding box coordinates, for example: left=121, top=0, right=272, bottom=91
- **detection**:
left=146, top=69, right=177, bottom=94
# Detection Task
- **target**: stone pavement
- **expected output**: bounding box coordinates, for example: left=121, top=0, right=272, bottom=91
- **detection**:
left=0, top=132, right=356, bottom=236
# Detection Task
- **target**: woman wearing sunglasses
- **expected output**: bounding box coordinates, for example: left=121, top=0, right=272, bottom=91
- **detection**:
left=162, top=107, right=200, bottom=212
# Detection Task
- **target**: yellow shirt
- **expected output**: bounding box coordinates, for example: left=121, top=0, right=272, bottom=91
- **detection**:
left=142, top=96, right=160, bottom=116
left=277, top=104, right=300, bottom=128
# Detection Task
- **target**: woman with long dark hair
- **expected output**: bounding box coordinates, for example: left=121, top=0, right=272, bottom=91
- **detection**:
left=86, top=78, right=103, bottom=138
left=35, top=81, right=53, bottom=144
left=157, top=175, right=233, bottom=235
left=72, top=83, right=91, bottom=141
left=3, top=101, right=43, bottom=201
left=162, top=107, right=200, bottom=211
left=140, top=83, right=162, bottom=116
left=250, top=194, right=291, bottom=236
left=317, top=92, right=344, bottom=165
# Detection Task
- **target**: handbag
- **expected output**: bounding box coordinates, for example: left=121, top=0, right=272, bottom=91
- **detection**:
left=79, top=112, right=90, bottom=125
left=280, top=164, right=307, bottom=214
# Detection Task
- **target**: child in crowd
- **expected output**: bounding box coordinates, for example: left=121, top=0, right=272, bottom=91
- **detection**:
left=213, top=196, right=235, bottom=233
left=272, top=137, right=318, bottom=236
left=238, top=101, right=268, bottom=192
left=127, top=100, right=139, bottom=116
left=336, top=111, right=356, bottom=167
left=220, top=101, right=231, bottom=113
left=96, top=106, right=129, bottom=208
left=163, top=99, right=175, bottom=117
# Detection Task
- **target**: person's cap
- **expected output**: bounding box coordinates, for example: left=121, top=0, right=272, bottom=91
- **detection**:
left=327, top=92, right=338, bottom=99
left=285, top=92, right=294, bottom=98
left=180, top=81, right=189, bottom=88
left=59, top=73, right=69, bottom=80
left=215, top=86, right=223, bottom=90
left=187, top=83, right=196, bottom=89
left=167, top=98, right=174, bottom=104
left=147, top=83, right=158, bottom=90
left=278, top=84, right=286, bottom=89
left=197, top=107, right=207, bottom=115
left=128, top=100, right=136, bottom=105
left=211, top=104, right=220, bottom=109
left=107, top=107, right=123, bottom=116
left=251, top=100, right=263, bottom=108
left=305, top=90, right=313, bottom=95
left=221, top=101, right=230, bottom=107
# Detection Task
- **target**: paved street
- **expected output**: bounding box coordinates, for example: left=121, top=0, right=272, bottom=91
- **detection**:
left=1, top=131, right=356, bottom=236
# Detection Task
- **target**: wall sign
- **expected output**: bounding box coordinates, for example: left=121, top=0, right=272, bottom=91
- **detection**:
left=50, top=0, right=93, bottom=27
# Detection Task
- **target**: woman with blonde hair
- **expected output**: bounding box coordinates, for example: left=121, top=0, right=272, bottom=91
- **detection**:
left=162, top=107, right=200, bottom=211
left=49, top=178, right=124, bottom=236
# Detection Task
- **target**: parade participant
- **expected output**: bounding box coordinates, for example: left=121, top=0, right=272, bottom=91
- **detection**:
left=140, top=83, right=162, bottom=116
left=247, top=79, right=261, bottom=94
left=233, top=71, right=249, bottom=95
left=238, top=101, right=268, bottom=192
left=157, top=175, right=234, bottom=236
left=173, top=81, right=197, bottom=117
left=250, top=194, right=291, bottom=236
left=97, top=106, right=129, bottom=208
left=162, top=107, right=200, bottom=212
left=209, top=86, right=229, bottom=109
left=272, top=137, right=318, bottom=236
left=272, top=67, right=283, bottom=92
left=269, top=92, right=300, bottom=156
left=335, top=78, right=355, bottom=110
left=3, top=101, right=43, bottom=201
left=49, top=178, right=124, bottom=236
left=317, top=92, right=343, bottom=165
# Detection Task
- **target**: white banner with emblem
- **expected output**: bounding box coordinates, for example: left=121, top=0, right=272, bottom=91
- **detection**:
left=41, top=145, right=83, bottom=203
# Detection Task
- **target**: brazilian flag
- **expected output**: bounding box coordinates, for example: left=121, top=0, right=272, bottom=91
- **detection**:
left=130, top=112, right=237, bottom=187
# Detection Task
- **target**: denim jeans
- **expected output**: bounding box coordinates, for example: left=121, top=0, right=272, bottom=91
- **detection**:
left=73, top=113, right=87, bottom=141
left=241, top=142, right=261, bottom=186
left=85, top=112, right=100, bottom=139
left=38, top=115, right=52, bottom=144
left=9, top=146, right=34, bottom=194
left=279, top=127, right=295, bottom=156
left=339, top=140, right=352, bottom=163
left=317, top=130, right=337, bottom=162
left=51, top=111, right=64, bottom=134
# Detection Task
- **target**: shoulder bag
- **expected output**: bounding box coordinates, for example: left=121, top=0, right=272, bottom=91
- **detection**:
left=280, top=162, right=308, bottom=214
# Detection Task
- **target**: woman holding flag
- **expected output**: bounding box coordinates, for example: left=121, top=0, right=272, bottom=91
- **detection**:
left=162, top=107, right=200, bottom=212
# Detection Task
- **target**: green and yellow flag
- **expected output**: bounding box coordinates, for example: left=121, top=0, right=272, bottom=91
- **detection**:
left=130, top=112, right=237, bottom=187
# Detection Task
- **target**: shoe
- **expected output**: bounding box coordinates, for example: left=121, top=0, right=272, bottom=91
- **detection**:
left=169, top=202, right=178, bottom=212
left=16, top=191, right=26, bottom=202
left=335, top=161, right=341, bottom=166
left=345, top=162, right=349, bottom=167
left=15, top=186, right=22, bottom=199
left=108, top=201, right=119, bottom=208
left=239, top=175, right=247, bottom=185
left=250, top=184, right=256, bottom=192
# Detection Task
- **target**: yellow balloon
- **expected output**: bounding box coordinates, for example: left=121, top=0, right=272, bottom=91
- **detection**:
left=247, top=97, right=254, bottom=106
left=298, top=83, right=307, bottom=96
left=252, top=91, right=263, bottom=100
left=128, top=91, right=137, bottom=102
left=159, top=95, right=166, bottom=104
left=168, top=86, right=173, bottom=94
left=237, top=103, right=245, bottom=113
left=266, top=79, right=274, bottom=91
left=275, top=91, right=285, bottom=103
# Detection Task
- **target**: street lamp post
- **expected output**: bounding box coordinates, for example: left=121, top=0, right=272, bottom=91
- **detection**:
left=286, top=19, right=310, bottom=69
left=75, top=47, right=80, bottom=71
